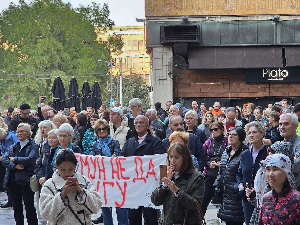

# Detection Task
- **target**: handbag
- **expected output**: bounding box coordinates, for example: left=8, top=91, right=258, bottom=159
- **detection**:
left=211, top=187, right=222, bottom=204
left=30, top=175, right=40, bottom=192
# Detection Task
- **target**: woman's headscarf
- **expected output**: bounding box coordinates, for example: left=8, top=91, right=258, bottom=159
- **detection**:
left=254, top=153, right=292, bottom=207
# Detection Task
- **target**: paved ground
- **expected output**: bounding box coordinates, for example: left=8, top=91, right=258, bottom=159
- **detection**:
left=0, top=191, right=220, bottom=224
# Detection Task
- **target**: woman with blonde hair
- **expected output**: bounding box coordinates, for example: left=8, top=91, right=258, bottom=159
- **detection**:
left=0, top=117, right=8, bottom=131
left=198, top=111, right=216, bottom=139
left=52, top=114, right=67, bottom=128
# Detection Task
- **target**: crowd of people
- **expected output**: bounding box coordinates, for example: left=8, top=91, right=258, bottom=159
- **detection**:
left=0, top=96, right=300, bottom=225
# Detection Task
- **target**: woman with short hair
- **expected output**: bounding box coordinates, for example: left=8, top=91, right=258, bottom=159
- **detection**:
left=151, top=142, right=205, bottom=225
left=185, top=110, right=206, bottom=144
left=198, top=112, right=216, bottom=139
left=263, top=111, right=283, bottom=146
left=52, top=114, right=67, bottom=128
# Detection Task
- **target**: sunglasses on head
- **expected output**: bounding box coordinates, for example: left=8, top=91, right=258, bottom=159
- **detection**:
left=210, top=128, right=219, bottom=132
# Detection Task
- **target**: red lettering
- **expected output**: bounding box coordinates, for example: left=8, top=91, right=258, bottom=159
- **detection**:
left=133, top=157, right=146, bottom=183
left=103, top=182, right=114, bottom=205
left=79, top=155, right=90, bottom=177
left=115, top=181, right=127, bottom=208
left=146, top=159, right=157, bottom=180
left=110, top=157, right=120, bottom=180
left=89, top=156, right=97, bottom=180
left=95, top=180, right=101, bottom=192
left=97, top=157, right=106, bottom=180
left=118, top=158, right=130, bottom=180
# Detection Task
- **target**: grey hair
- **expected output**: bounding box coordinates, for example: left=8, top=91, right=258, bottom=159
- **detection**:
left=57, top=123, right=74, bottom=137
left=35, top=120, right=57, bottom=144
left=147, top=109, right=157, bottom=117
left=245, top=121, right=264, bottom=133
left=134, top=115, right=149, bottom=124
left=49, top=129, right=58, bottom=136
left=18, top=123, right=33, bottom=137
left=185, top=110, right=198, bottom=120
left=169, top=115, right=183, bottom=125
left=281, top=106, right=293, bottom=114
left=169, top=105, right=179, bottom=113
left=129, top=98, right=142, bottom=107
left=225, top=107, right=236, bottom=114
left=280, top=113, right=298, bottom=126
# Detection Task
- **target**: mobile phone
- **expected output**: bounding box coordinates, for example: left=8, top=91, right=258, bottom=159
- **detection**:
left=160, top=165, right=167, bottom=181
left=67, top=177, right=77, bottom=183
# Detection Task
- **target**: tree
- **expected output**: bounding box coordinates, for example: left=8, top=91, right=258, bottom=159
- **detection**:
left=110, top=74, right=149, bottom=109
left=0, top=0, right=122, bottom=108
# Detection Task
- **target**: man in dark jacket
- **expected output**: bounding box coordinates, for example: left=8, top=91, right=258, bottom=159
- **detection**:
left=9, top=104, right=38, bottom=137
left=162, top=115, right=206, bottom=172
left=120, top=115, right=164, bottom=225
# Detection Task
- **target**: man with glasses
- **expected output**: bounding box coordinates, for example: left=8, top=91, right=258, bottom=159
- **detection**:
left=120, top=115, right=163, bottom=225
left=10, top=104, right=38, bottom=137
left=222, top=107, right=243, bottom=136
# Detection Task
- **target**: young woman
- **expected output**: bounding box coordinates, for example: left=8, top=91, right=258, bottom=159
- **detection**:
left=39, top=149, right=102, bottom=224
left=151, top=142, right=205, bottom=225
left=198, top=112, right=216, bottom=139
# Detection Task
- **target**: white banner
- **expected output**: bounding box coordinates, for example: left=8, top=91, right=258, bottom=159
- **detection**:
left=75, top=153, right=167, bottom=208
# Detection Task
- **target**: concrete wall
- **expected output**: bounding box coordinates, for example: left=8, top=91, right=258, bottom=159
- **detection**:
left=150, top=46, right=173, bottom=109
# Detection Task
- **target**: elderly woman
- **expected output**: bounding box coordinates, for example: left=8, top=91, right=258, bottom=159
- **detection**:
left=198, top=111, right=216, bottom=139
left=2, top=123, right=39, bottom=225
left=263, top=111, right=283, bottom=146
left=237, top=121, right=268, bottom=225
left=201, top=122, right=228, bottom=215
left=39, top=149, right=102, bottom=224
left=258, top=154, right=300, bottom=224
left=34, top=120, right=56, bottom=154
left=214, top=127, right=248, bottom=225
left=185, top=110, right=207, bottom=144
left=151, top=142, right=205, bottom=225
left=89, top=119, right=125, bottom=225
left=52, top=114, right=67, bottom=128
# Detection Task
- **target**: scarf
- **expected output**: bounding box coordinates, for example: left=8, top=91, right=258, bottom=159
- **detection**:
left=51, top=142, right=73, bottom=167
left=97, top=135, right=112, bottom=157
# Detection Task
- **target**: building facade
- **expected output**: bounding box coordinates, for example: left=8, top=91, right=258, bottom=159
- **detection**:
left=145, top=0, right=300, bottom=108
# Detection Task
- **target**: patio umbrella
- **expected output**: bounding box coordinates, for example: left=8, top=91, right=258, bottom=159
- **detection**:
left=51, top=76, right=66, bottom=111
left=91, top=81, right=102, bottom=111
left=81, top=81, right=91, bottom=111
left=68, top=77, right=80, bottom=112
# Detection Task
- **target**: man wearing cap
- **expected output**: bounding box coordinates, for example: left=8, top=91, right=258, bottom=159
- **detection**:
left=10, top=104, right=38, bottom=137
left=109, top=107, right=133, bottom=148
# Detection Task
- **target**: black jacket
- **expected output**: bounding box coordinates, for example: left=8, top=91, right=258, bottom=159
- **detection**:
left=9, top=114, right=38, bottom=137
left=185, top=126, right=207, bottom=144
left=151, top=169, right=204, bottom=225
left=120, top=131, right=164, bottom=156
left=214, top=144, right=248, bottom=223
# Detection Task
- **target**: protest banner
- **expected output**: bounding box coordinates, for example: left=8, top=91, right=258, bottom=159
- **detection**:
left=75, top=153, right=167, bottom=208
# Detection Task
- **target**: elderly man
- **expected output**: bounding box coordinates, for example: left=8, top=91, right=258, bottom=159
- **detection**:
left=162, top=115, right=206, bottom=172
left=209, top=101, right=222, bottom=116
left=120, top=115, right=163, bottom=225
left=279, top=113, right=300, bottom=191
left=125, top=98, right=143, bottom=131
left=223, top=107, right=243, bottom=135
left=109, top=107, right=133, bottom=148
left=146, top=109, right=164, bottom=131
left=10, top=104, right=38, bottom=137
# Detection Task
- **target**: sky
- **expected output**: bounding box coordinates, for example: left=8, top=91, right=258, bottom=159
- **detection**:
left=0, top=0, right=145, bottom=26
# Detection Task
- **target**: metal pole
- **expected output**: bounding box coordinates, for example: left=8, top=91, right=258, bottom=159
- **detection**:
left=120, top=58, right=123, bottom=106
left=110, top=58, right=113, bottom=107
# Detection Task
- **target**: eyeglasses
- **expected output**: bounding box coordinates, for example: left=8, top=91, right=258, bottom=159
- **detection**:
left=210, top=128, right=219, bottom=132
left=96, top=128, right=107, bottom=132
left=247, top=131, right=259, bottom=135
left=134, top=121, right=145, bottom=125
left=227, top=133, right=238, bottom=137
left=58, top=134, right=71, bottom=139
left=16, top=130, right=27, bottom=134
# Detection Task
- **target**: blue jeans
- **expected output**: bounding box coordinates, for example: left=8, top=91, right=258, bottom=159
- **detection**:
left=242, top=198, right=254, bottom=225
left=102, top=207, right=129, bottom=225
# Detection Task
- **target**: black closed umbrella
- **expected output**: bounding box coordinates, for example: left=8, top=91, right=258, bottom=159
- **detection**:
left=68, top=77, right=80, bottom=112
left=51, top=76, right=66, bottom=111
left=81, top=81, right=91, bottom=111
left=91, top=81, right=102, bottom=111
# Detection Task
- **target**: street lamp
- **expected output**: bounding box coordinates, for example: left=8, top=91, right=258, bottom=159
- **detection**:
left=98, top=58, right=113, bottom=107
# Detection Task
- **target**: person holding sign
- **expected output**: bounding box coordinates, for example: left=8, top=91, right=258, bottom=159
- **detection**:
left=151, top=142, right=205, bottom=225
left=90, top=119, right=128, bottom=225
left=39, top=149, right=102, bottom=225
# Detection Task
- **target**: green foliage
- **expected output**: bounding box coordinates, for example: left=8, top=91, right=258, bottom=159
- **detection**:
left=110, top=74, right=149, bottom=109
left=0, top=0, right=122, bottom=108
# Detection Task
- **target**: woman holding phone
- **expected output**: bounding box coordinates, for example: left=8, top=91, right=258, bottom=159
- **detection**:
left=151, top=142, right=205, bottom=225
left=39, top=149, right=102, bottom=224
